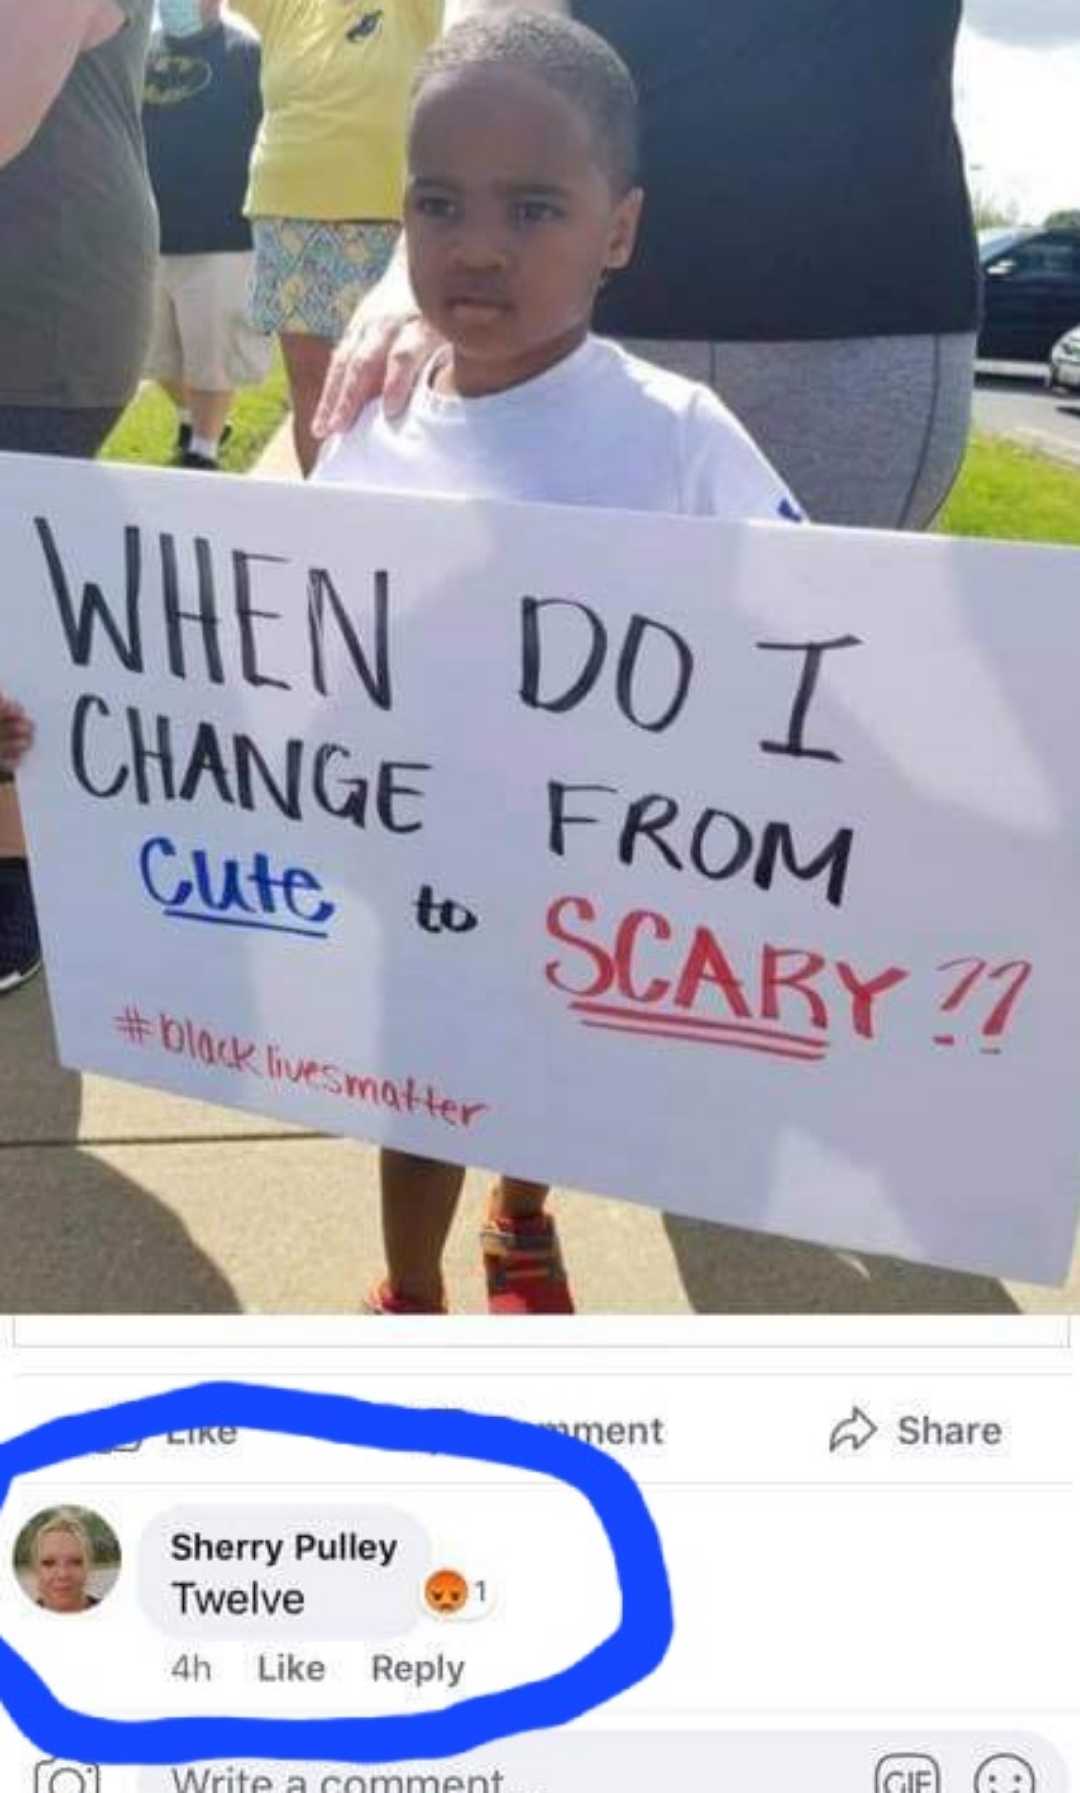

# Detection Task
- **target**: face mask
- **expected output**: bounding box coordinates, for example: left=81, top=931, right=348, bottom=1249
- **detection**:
left=159, top=0, right=206, bottom=37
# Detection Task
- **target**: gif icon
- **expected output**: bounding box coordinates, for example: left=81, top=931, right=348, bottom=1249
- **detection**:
left=876, top=1757, right=941, bottom=1793
left=34, top=1762, right=100, bottom=1793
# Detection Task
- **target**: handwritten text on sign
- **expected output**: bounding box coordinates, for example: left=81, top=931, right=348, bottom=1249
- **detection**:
left=4, top=455, right=1080, bottom=1281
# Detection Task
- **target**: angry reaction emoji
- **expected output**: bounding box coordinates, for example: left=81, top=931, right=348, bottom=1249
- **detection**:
left=424, top=1568, right=469, bottom=1616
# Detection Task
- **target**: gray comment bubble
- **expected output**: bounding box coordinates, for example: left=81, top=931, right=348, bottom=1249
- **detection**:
left=139, top=1506, right=431, bottom=1641
left=135, top=1735, right=1069, bottom=1793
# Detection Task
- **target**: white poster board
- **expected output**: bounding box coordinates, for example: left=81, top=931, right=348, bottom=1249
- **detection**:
left=3, top=455, right=1080, bottom=1282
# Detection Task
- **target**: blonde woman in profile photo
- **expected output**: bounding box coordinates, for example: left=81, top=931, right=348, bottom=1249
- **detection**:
left=18, top=1509, right=118, bottom=1614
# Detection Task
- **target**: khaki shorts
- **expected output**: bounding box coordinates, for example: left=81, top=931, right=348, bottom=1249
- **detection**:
left=146, top=252, right=273, bottom=391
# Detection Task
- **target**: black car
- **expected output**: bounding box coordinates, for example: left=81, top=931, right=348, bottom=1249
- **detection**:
left=978, top=226, right=1080, bottom=362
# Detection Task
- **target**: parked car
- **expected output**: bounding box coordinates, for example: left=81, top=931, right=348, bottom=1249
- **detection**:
left=978, top=226, right=1080, bottom=362
left=1048, top=324, right=1080, bottom=393
left=978, top=226, right=1029, bottom=259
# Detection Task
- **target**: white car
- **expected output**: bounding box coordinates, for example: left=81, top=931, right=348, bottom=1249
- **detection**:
left=1048, top=323, right=1080, bottom=392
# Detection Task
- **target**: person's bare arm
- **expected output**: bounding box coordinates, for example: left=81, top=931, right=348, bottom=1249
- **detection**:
left=312, top=0, right=571, bottom=436
left=0, top=0, right=126, bottom=168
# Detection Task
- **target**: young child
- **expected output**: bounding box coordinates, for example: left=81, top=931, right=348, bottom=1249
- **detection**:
left=314, top=9, right=804, bottom=1317
left=0, top=10, right=803, bottom=1311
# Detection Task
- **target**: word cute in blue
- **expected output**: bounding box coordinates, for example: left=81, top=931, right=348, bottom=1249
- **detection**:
left=139, top=834, right=335, bottom=940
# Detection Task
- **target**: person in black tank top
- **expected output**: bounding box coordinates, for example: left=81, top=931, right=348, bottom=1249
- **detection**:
left=320, top=0, right=977, bottom=539
left=576, top=0, right=977, bottom=345
left=567, top=0, right=977, bottom=533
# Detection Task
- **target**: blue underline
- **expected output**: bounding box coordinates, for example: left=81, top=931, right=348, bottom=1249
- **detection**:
left=162, top=910, right=328, bottom=940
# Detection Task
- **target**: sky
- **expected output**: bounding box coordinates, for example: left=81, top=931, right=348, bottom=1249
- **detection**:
left=955, top=0, right=1080, bottom=223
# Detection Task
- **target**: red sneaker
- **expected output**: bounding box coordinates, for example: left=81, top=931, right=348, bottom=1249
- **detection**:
left=362, top=1280, right=448, bottom=1315
left=481, top=1212, right=576, bottom=1315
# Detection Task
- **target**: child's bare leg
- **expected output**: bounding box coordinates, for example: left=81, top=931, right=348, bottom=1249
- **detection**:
left=489, top=1177, right=550, bottom=1221
left=482, top=1177, right=573, bottom=1313
left=380, top=1148, right=466, bottom=1307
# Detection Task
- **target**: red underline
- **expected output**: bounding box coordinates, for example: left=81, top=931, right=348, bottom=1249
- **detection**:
left=571, top=1000, right=827, bottom=1050
left=579, top=1019, right=827, bottom=1062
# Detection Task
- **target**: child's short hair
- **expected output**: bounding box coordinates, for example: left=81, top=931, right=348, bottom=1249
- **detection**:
left=411, top=10, right=640, bottom=195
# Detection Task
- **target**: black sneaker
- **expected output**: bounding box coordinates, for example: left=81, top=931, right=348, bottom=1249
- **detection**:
left=179, top=450, right=221, bottom=470
left=173, top=425, right=230, bottom=467
left=0, top=858, right=42, bottom=995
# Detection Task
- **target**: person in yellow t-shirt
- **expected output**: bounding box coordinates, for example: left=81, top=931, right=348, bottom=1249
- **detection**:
left=232, top=0, right=441, bottom=475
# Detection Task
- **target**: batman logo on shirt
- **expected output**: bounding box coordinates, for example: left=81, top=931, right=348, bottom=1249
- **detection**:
left=144, top=53, right=213, bottom=107
left=346, top=10, right=384, bottom=42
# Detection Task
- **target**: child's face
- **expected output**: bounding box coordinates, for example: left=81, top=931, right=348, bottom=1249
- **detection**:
left=405, top=63, right=642, bottom=395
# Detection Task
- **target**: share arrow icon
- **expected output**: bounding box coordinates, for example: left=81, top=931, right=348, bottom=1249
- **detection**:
left=828, top=1406, right=879, bottom=1453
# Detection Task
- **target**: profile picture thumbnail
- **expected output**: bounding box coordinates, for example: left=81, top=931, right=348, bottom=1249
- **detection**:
left=13, top=1507, right=122, bottom=1614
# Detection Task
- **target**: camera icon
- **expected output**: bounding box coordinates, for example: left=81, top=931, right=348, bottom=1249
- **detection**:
left=34, top=1761, right=100, bottom=1793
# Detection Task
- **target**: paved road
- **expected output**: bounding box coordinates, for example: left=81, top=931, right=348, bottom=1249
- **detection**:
left=973, top=365, right=1080, bottom=466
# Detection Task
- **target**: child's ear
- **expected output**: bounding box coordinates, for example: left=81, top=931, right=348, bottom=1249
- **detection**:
left=605, top=186, right=645, bottom=272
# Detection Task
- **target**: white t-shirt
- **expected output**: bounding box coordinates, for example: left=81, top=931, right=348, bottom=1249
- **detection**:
left=315, top=335, right=804, bottom=522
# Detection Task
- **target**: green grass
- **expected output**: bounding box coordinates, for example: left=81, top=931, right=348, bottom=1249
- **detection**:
left=937, top=431, right=1080, bottom=547
left=100, top=369, right=1080, bottom=553
left=99, top=353, right=290, bottom=474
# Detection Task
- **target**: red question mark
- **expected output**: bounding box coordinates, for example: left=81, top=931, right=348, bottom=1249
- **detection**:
left=936, top=957, right=1032, bottom=1052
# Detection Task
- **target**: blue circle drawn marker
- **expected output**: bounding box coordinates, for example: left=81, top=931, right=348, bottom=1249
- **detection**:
left=0, top=1381, right=673, bottom=1766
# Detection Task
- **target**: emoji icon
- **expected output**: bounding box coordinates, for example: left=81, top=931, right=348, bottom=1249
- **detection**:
left=424, top=1568, right=469, bottom=1616
left=974, top=1756, right=1036, bottom=1793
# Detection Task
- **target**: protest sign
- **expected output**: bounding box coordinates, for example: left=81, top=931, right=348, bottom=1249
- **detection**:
left=3, top=454, right=1079, bottom=1281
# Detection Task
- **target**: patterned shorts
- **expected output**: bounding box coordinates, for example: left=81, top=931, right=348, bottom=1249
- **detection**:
left=250, top=218, right=401, bottom=342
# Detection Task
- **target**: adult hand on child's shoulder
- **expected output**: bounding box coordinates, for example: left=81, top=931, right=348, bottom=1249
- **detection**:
left=313, top=312, right=445, bottom=438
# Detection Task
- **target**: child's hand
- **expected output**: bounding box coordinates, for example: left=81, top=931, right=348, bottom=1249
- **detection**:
left=0, top=695, right=34, bottom=772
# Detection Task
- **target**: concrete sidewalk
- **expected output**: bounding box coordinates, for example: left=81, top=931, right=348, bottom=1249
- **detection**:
left=1, top=420, right=1074, bottom=1316
left=4, top=967, right=1064, bottom=1314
